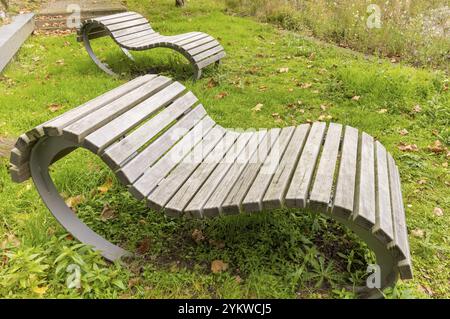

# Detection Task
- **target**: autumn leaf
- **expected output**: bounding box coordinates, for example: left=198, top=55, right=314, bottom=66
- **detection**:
left=412, top=104, right=422, bottom=113
left=191, top=229, right=205, bottom=244
left=136, top=237, right=151, bottom=255
left=258, top=85, right=268, bottom=92
left=411, top=229, right=424, bottom=238
left=399, top=129, right=409, bottom=136
left=427, top=140, right=445, bottom=154
left=320, top=104, right=327, bottom=111
left=433, top=207, right=444, bottom=217
left=47, top=103, right=62, bottom=112
left=97, top=178, right=113, bottom=194
left=252, top=103, right=263, bottom=112
left=55, top=59, right=65, bottom=65
left=211, top=260, right=228, bottom=273
left=215, top=92, right=228, bottom=99
left=65, top=195, right=85, bottom=210
left=351, top=95, right=361, bottom=101
left=299, top=82, right=312, bottom=89
left=377, top=109, right=388, bottom=114
left=100, top=204, right=116, bottom=221
left=206, top=78, right=218, bottom=89
left=278, top=67, right=289, bottom=73
left=33, top=286, right=48, bottom=295
left=397, top=142, right=419, bottom=152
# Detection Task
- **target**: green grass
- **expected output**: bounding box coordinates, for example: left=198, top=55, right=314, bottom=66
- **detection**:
left=0, top=0, right=448, bottom=298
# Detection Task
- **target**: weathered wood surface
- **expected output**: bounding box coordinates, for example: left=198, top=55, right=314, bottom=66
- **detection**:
left=10, top=75, right=413, bottom=280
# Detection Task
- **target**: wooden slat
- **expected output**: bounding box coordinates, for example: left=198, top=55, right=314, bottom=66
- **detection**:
left=373, top=141, right=395, bottom=244
left=193, top=46, right=224, bottom=62
left=161, top=131, right=239, bottom=216
left=173, top=32, right=206, bottom=45
left=95, top=12, right=137, bottom=22
left=285, top=122, right=326, bottom=208
left=332, top=126, right=359, bottom=219
left=241, top=127, right=295, bottom=212
left=111, top=24, right=153, bottom=38
left=189, top=41, right=221, bottom=56
left=100, top=13, right=144, bottom=26
left=202, top=131, right=267, bottom=217
left=183, top=36, right=215, bottom=50
left=116, top=105, right=206, bottom=184
left=309, top=123, right=343, bottom=212
left=184, top=132, right=253, bottom=218
left=196, top=51, right=226, bottom=69
left=43, top=75, right=155, bottom=136
left=83, top=82, right=186, bottom=154
left=353, top=132, right=376, bottom=229
left=221, top=128, right=281, bottom=214
left=107, top=18, right=149, bottom=32
left=115, top=29, right=156, bottom=42
left=103, top=92, right=197, bottom=169
left=262, top=124, right=310, bottom=210
left=121, top=33, right=165, bottom=46
left=146, top=126, right=226, bottom=211
left=129, top=116, right=216, bottom=200
left=63, top=76, right=171, bottom=143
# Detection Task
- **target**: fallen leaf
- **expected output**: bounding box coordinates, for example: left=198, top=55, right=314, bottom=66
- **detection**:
left=278, top=67, right=289, bottom=73
left=417, top=179, right=427, bottom=185
left=55, top=59, right=65, bottom=65
left=100, top=204, right=116, bottom=221
left=351, top=95, right=361, bottom=101
left=411, top=229, right=425, bottom=238
left=308, top=52, right=316, bottom=60
left=299, top=82, right=312, bottom=89
left=0, top=233, right=20, bottom=249
left=206, top=78, right=218, bottom=89
left=433, top=207, right=444, bottom=217
left=235, top=275, right=243, bottom=284
left=47, top=103, right=63, bottom=112
left=397, top=142, right=419, bottom=152
left=211, top=260, right=228, bottom=273
left=320, top=104, right=327, bottom=111
left=215, top=92, right=228, bottom=99
left=399, top=129, right=409, bottom=136
left=252, top=103, right=263, bottom=112
left=33, top=286, right=48, bottom=295
left=136, top=238, right=151, bottom=255
left=191, top=229, right=205, bottom=244
left=412, top=104, right=422, bottom=113
left=97, top=178, right=113, bottom=194
left=427, top=140, right=445, bottom=154
left=65, top=195, right=85, bottom=210
left=258, top=85, right=267, bottom=92
left=378, top=109, right=388, bottom=114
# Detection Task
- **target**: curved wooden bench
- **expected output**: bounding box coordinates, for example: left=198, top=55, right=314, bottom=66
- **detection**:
left=10, top=75, right=412, bottom=292
left=76, top=12, right=226, bottom=79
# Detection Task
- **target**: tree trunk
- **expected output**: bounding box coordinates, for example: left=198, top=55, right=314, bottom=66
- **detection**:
left=175, top=0, right=185, bottom=7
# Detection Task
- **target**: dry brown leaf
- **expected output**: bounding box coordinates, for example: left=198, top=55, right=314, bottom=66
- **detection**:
left=97, top=178, right=113, bottom=194
left=320, top=104, right=327, bottom=111
left=378, top=109, right=388, bottom=114
left=211, top=260, right=228, bottom=273
left=32, top=286, right=48, bottom=295
left=433, top=207, right=444, bottom=217
left=55, top=59, right=65, bottom=65
left=278, top=67, right=289, bottom=73
left=191, top=229, right=205, bottom=243
left=412, top=104, right=422, bottom=113
left=259, top=85, right=267, bottom=92
left=299, top=82, right=312, bottom=89
left=397, top=142, right=419, bottom=152
left=399, top=129, right=409, bottom=136
left=235, top=275, right=243, bottom=284
left=351, top=95, right=361, bottom=101
left=417, top=179, right=427, bottom=185
left=215, top=92, right=228, bottom=99
left=47, top=103, right=62, bottom=112
left=136, top=238, right=151, bottom=255
left=100, top=204, right=116, bottom=221
left=427, top=140, right=445, bottom=154
left=65, top=195, right=84, bottom=209
left=206, top=78, right=218, bottom=89
left=411, top=229, right=425, bottom=238
left=252, top=103, right=263, bottom=112
left=0, top=233, right=20, bottom=249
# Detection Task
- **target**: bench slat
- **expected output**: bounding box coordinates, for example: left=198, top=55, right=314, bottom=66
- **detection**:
left=116, top=29, right=156, bottom=42
left=202, top=131, right=267, bottom=217
left=184, top=132, right=253, bottom=218
left=103, top=92, right=197, bottom=169
left=111, top=24, right=153, bottom=38
left=262, top=124, right=310, bottom=210
left=107, top=18, right=149, bottom=32
left=100, top=13, right=144, bottom=26
left=221, top=128, right=281, bottom=214
left=241, top=127, right=295, bottom=212
left=188, top=40, right=221, bottom=56
left=162, top=131, right=239, bottom=216
left=183, top=36, right=215, bottom=50
left=332, top=126, right=359, bottom=218
left=285, top=122, right=326, bottom=208
left=129, top=116, right=216, bottom=200
left=309, top=123, right=343, bottom=212
left=373, top=141, right=395, bottom=243
left=353, top=132, right=376, bottom=229
left=196, top=51, right=226, bottom=70
left=95, top=12, right=137, bottom=22
left=116, top=105, right=206, bottom=185
left=193, top=46, right=224, bottom=63
left=63, top=76, right=171, bottom=143
left=83, top=81, right=186, bottom=154
left=147, top=126, right=226, bottom=211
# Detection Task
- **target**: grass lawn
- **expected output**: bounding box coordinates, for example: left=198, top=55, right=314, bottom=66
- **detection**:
left=0, top=0, right=448, bottom=298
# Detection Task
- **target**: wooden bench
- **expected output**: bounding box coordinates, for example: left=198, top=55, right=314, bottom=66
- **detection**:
left=10, top=75, right=412, bottom=292
left=76, top=12, right=226, bottom=79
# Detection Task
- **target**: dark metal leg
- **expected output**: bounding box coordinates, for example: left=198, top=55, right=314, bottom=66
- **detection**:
left=82, top=29, right=117, bottom=77
left=29, top=136, right=131, bottom=261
